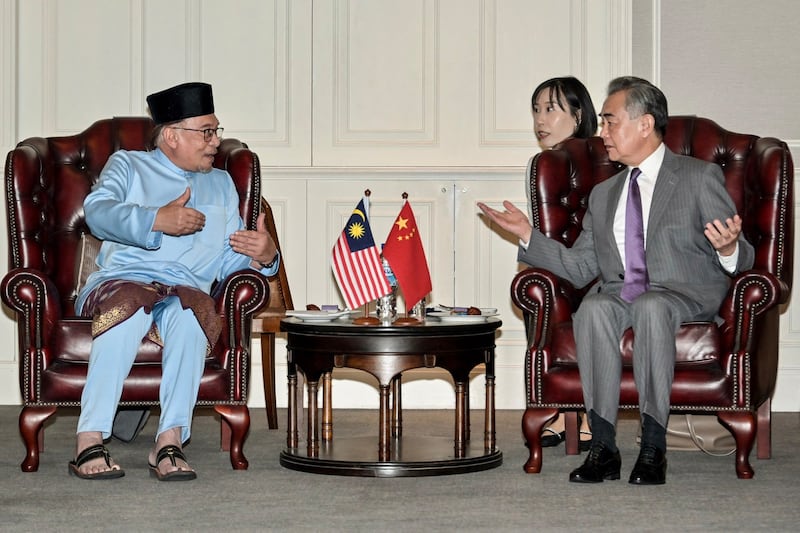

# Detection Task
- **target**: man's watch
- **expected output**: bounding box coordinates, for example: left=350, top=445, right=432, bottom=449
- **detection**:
left=259, top=252, right=279, bottom=270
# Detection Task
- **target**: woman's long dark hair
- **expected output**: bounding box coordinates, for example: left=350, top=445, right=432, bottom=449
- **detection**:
left=531, top=76, right=598, bottom=139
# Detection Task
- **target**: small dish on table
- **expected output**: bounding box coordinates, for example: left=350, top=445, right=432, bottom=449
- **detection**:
left=427, top=307, right=498, bottom=323
left=285, top=309, right=357, bottom=322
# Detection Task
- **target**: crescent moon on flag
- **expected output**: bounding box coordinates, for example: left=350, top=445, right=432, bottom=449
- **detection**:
left=353, top=209, right=366, bottom=220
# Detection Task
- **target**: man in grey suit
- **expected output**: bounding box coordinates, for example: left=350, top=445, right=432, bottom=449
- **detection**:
left=478, top=76, right=754, bottom=485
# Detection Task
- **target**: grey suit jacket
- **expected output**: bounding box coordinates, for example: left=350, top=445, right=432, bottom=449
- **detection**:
left=519, top=147, right=756, bottom=318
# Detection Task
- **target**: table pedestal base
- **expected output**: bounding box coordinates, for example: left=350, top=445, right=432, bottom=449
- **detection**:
left=280, top=436, right=502, bottom=477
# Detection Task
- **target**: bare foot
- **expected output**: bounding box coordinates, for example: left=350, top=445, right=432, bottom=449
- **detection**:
left=148, top=427, right=195, bottom=478
left=73, top=431, right=122, bottom=476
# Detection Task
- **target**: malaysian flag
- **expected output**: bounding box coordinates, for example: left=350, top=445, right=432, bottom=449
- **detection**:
left=332, top=198, right=391, bottom=309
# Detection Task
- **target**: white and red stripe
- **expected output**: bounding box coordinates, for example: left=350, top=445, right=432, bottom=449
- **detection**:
left=332, top=230, right=390, bottom=310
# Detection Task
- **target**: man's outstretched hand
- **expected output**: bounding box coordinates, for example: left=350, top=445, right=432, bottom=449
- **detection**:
left=230, top=212, right=278, bottom=266
left=477, top=200, right=532, bottom=243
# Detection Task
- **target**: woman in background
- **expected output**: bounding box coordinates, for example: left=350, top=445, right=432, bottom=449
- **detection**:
left=481, top=76, right=598, bottom=450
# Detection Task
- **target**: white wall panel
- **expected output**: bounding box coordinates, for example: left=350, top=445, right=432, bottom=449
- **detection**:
left=16, top=0, right=311, bottom=162
left=51, top=1, right=142, bottom=131
left=1, top=0, right=16, bottom=151
left=481, top=0, right=580, bottom=145
left=659, top=0, right=800, bottom=141
left=313, top=0, right=440, bottom=165
left=642, top=0, right=800, bottom=411
left=314, top=0, right=619, bottom=167
left=17, top=0, right=142, bottom=138
left=335, top=0, right=436, bottom=143
left=198, top=0, right=310, bottom=163
left=143, top=1, right=193, bottom=90
left=0, top=0, right=19, bottom=402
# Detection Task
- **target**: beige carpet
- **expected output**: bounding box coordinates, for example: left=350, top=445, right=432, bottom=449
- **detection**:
left=1, top=406, right=799, bottom=532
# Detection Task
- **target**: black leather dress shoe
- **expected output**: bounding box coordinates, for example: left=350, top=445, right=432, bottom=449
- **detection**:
left=568, top=442, right=621, bottom=483
left=629, top=444, right=667, bottom=485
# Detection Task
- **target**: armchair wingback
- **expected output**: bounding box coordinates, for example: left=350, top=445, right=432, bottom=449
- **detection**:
left=2, top=117, right=269, bottom=471
left=511, top=116, right=793, bottom=478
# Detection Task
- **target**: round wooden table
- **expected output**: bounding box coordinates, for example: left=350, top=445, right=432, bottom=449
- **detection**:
left=279, top=316, right=503, bottom=477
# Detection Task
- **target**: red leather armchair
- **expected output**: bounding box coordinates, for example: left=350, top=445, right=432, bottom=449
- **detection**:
left=2, top=117, right=268, bottom=472
left=512, top=116, right=793, bottom=478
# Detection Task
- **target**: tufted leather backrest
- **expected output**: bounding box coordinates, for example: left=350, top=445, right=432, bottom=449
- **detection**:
left=529, top=115, right=794, bottom=301
left=5, top=117, right=261, bottom=316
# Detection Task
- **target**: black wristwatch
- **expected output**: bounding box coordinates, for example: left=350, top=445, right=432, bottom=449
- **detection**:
left=259, top=252, right=279, bottom=270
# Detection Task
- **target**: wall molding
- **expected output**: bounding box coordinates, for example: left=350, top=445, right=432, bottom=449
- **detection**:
left=479, top=0, right=587, bottom=147
left=333, top=0, right=439, bottom=145
left=649, top=0, right=662, bottom=85
left=0, top=0, right=16, bottom=150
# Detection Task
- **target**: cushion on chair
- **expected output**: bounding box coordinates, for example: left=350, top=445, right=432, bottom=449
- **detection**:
left=74, top=233, right=102, bottom=294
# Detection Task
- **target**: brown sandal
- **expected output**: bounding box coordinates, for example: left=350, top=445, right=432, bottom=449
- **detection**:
left=148, top=445, right=197, bottom=481
left=68, top=444, right=125, bottom=480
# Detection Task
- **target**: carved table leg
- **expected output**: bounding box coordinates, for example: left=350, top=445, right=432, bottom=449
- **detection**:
left=454, top=380, right=467, bottom=458
left=484, top=348, right=496, bottom=452
left=322, top=372, right=333, bottom=442
left=391, top=374, right=402, bottom=438
left=307, top=379, right=320, bottom=457
left=287, top=359, right=298, bottom=449
left=379, top=384, right=391, bottom=461
left=484, top=375, right=496, bottom=452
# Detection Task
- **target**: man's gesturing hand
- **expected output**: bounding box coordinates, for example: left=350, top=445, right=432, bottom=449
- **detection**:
left=154, top=188, right=206, bottom=236
left=704, top=214, right=743, bottom=257
left=230, top=212, right=278, bottom=265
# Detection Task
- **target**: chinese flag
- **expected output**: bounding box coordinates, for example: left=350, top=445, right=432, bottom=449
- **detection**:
left=382, top=200, right=432, bottom=311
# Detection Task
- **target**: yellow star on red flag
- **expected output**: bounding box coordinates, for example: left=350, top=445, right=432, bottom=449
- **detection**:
left=382, top=200, right=432, bottom=312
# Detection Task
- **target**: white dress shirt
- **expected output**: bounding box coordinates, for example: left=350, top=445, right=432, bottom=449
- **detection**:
left=613, top=142, right=738, bottom=273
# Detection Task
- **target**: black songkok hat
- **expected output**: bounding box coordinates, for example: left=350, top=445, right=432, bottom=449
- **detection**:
left=146, top=82, right=215, bottom=125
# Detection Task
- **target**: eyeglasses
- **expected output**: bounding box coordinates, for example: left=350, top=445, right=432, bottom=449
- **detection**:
left=171, top=126, right=224, bottom=142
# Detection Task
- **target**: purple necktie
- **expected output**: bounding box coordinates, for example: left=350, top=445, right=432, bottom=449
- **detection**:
left=620, top=167, right=649, bottom=302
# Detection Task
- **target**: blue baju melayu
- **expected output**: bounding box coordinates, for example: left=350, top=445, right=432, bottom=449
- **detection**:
left=76, top=148, right=278, bottom=443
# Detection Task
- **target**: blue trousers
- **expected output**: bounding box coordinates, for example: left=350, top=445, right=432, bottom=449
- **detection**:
left=77, top=297, right=207, bottom=443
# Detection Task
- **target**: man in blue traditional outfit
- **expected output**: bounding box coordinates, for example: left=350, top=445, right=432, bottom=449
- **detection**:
left=68, top=82, right=279, bottom=481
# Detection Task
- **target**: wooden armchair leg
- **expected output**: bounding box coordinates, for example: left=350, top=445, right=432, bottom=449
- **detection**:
left=563, top=411, right=580, bottom=455
left=215, top=404, right=251, bottom=470
left=756, top=398, right=771, bottom=460
left=718, top=411, right=756, bottom=479
left=521, top=407, right=559, bottom=473
left=19, top=405, right=57, bottom=472
left=261, top=331, right=279, bottom=429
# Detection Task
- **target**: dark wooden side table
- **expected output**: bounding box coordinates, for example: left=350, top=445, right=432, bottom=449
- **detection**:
left=279, top=316, right=503, bottom=477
